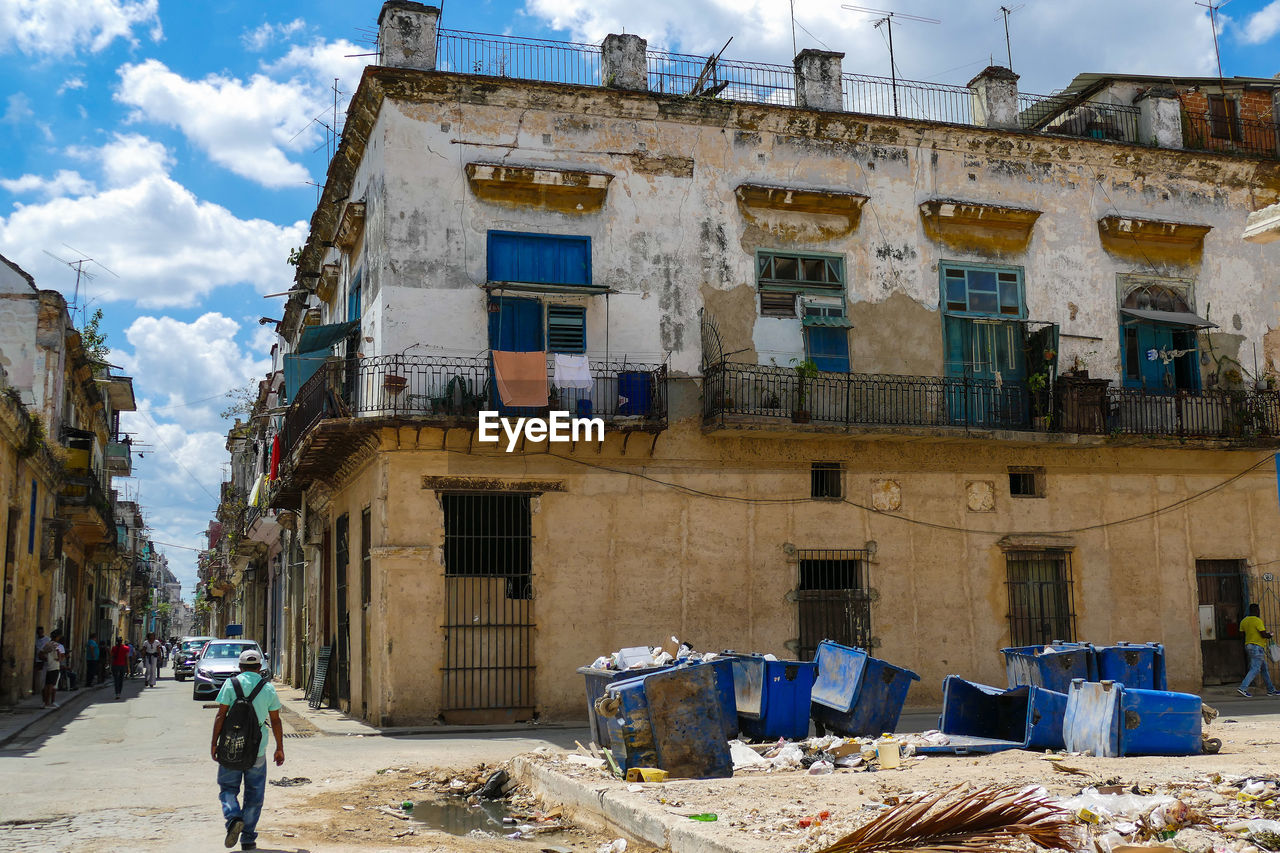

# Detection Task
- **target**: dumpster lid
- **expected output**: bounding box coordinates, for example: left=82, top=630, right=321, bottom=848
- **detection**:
left=1063, top=680, right=1122, bottom=757
left=912, top=734, right=1026, bottom=755
left=810, top=641, right=869, bottom=713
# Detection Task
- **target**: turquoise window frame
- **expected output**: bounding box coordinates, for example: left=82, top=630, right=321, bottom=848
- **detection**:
left=755, top=249, right=845, bottom=294
left=939, top=261, right=1026, bottom=319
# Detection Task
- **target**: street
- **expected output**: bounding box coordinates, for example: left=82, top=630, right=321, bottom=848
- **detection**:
left=0, top=668, right=605, bottom=852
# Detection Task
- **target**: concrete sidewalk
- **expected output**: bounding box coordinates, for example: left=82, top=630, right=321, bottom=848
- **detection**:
left=0, top=678, right=118, bottom=747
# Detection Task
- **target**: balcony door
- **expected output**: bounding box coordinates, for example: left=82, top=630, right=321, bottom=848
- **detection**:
left=941, top=263, right=1029, bottom=428
left=488, top=297, right=544, bottom=417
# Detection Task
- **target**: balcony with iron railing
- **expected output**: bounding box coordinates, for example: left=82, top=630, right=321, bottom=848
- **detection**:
left=702, top=362, right=1280, bottom=445
left=1183, top=113, right=1279, bottom=159
left=276, top=354, right=668, bottom=483
left=58, top=465, right=115, bottom=537
left=430, top=28, right=1280, bottom=161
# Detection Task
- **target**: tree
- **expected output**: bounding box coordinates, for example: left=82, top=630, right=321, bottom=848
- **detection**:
left=79, top=308, right=110, bottom=364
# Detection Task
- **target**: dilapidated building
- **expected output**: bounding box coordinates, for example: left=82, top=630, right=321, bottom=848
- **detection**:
left=256, top=1, right=1280, bottom=725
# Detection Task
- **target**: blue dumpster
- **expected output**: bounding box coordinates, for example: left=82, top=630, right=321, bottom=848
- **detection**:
left=1001, top=642, right=1096, bottom=693
left=810, top=641, right=920, bottom=737
left=618, top=371, right=652, bottom=416
left=577, top=665, right=673, bottom=749
left=916, top=676, right=1066, bottom=755
left=601, top=664, right=733, bottom=778
left=678, top=657, right=738, bottom=739
left=726, top=654, right=815, bottom=740
left=1094, top=642, right=1166, bottom=690
left=1064, top=679, right=1201, bottom=757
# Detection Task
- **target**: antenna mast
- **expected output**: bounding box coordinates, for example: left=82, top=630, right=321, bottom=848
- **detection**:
left=1194, top=0, right=1235, bottom=143
left=842, top=5, right=940, bottom=117
left=996, top=5, right=1024, bottom=70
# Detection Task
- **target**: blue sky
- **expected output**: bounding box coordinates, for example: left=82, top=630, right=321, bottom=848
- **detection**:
left=2, top=0, right=1280, bottom=597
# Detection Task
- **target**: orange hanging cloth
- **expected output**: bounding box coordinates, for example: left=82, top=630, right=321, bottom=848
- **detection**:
left=491, top=351, right=549, bottom=407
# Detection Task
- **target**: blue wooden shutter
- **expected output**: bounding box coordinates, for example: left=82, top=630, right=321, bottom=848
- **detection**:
left=347, top=270, right=362, bottom=321
left=805, top=327, right=849, bottom=372
left=487, top=232, right=591, bottom=286
left=488, top=297, right=544, bottom=352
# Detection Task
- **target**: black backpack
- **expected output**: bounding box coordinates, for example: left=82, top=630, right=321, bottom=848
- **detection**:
left=216, top=677, right=268, bottom=770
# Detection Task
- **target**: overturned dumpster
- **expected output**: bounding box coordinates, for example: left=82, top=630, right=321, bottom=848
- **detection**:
left=1064, top=678, right=1202, bottom=756
left=916, top=676, right=1066, bottom=755
left=725, top=653, right=816, bottom=741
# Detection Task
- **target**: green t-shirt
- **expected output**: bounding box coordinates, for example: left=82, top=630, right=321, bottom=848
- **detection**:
left=216, top=671, right=281, bottom=757
left=1241, top=615, right=1268, bottom=648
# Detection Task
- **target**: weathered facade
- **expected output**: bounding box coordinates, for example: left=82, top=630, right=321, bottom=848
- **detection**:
left=0, top=254, right=142, bottom=703
left=244, top=3, right=1280, bottom=725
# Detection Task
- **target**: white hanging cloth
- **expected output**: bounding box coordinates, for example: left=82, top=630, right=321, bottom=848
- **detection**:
left=554, top=353, right=593, bottom=390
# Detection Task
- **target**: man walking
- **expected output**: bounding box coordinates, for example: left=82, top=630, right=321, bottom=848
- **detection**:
left=140, top=632, right=163, bottom=687
left=1238, top=603, right=1280, bottom=698
left=34, top=626, right=49, bottom=694
left=109, top=637, right=130, bottom=699
left=210, top=649, right=284, bottom=851
left=84, top=634, right=101, bottom=687
left=41, top=629, right=65, bottom=708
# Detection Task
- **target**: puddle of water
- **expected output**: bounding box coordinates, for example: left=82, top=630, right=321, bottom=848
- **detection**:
left=410, top=798, right=570, bottom=843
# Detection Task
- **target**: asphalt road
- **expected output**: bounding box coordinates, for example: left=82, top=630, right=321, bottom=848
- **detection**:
left=0, top=668, right=586, bottom=852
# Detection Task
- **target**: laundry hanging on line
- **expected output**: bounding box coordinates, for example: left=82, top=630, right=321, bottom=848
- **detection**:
left=492, top=350, right=550, bottom=407
left=553, top=353, right=593, bottom=390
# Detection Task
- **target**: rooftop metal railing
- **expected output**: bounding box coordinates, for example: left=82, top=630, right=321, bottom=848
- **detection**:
left=1018, top=92, right=1142, bottom=143
left=1182, top=112, right=1279, bottom=160
left=647, top=49, right=795, bottom=103
left=436, top=28, right=601, bottom=86
left=843, top=74, right=974, bottom=125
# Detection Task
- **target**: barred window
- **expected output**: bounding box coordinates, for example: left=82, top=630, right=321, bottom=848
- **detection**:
left=796, top=548, right=871, bottom=659
left=1005, top=549, right=1076, bottom=646
left=811, top=462, right=843, bottom=499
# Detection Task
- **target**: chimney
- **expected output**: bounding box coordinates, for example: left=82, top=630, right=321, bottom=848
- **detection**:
left=378, top=1, right=441, bottom=71
left=794, top=49, right=845, bottom=112
left=602, top=34, right=648, bottom=91
left=1134, top=86, right=1183, bottom=149
left=968, top=66, right=1020, bottom=129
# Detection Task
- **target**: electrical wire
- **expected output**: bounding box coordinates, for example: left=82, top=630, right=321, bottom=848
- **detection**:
left=138, top=411, right=219, bottom=502
left=440, top=446, right=1275, bottom=538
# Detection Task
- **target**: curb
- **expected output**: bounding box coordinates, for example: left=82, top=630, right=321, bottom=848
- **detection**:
left=511, top=756, right=750, bottom=853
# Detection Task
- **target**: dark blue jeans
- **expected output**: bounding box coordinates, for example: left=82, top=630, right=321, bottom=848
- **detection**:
left=218, top=755, right=268, bottom=845
left=111, top=664, right=126, bottom=696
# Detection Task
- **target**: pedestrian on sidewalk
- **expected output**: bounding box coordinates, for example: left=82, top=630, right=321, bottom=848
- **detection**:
left=84, top=634, right=101, bottom=687
left=34, top=626, right=49, bottom=695
left=110, top=636, right=131, bottom=699
left=141, top=632, right=163, bottom=687
left=41, top=629, right=65, bottom=708
left=210, top=648, right=284, bottom=851
left=1238, top=603, right=1280, bottom=698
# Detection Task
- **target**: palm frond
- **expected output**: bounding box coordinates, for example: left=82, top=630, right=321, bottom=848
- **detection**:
left=817, top=785, right=1082, bottom=853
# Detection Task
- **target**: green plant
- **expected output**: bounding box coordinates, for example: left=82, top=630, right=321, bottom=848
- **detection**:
left=791, top=358, right=819, bottom=411
left=78, top=308, right=110, bottom=364
left=287, top=246, right=303, bottom=266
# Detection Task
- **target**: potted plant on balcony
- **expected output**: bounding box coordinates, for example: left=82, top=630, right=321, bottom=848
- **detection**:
left=383, top=373, right=408, bottom=394
left=1027, top=368, right=1052, bottom=430
left=791, top=358, right=818, bottom=423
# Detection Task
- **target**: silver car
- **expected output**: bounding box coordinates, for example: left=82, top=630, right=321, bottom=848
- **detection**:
left=191, top=640, right=270, bottom=700
left=173, top=636, right=215, bottom=682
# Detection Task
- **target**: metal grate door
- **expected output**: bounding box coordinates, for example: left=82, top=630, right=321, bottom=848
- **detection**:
left=441, top=493, right=535, bottom=723
left=796, top=549, right=871, bottom=659
left=334, top=514, right=350, bottom=705
left=1005, top=549, right=1076, bottom=646
left=1196, top=559, right=1247, bottom=684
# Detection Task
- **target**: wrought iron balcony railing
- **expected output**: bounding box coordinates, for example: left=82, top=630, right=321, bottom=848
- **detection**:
left=703, top=362, right=1280, bottom=441
left=280, top=354, right=668, bottom=461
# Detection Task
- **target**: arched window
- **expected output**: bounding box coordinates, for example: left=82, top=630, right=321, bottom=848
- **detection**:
left=1122, top=283, right=1191, bottom=313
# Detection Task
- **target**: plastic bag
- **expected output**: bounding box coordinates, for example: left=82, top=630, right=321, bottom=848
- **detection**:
left=770, top=744, right=804, bottom=769
left=1270, top=643, right=1280, bottom=663
left=808, top=760, right=834, bottom=775
left=1056, top=788, right=1175, bottom=821
left=729, top=740, right=768, bottom=769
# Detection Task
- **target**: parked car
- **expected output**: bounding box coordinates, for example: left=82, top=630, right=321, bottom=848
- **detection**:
left=173, top=636, right=214, bottom=682
left=191, top=639, right=271, bottom=701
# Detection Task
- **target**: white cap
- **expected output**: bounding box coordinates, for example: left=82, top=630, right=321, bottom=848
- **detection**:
left=238, top=649, right=263, bottom=665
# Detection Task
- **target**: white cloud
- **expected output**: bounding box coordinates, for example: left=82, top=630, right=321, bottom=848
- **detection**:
left=1, top=92, right=33, bottom=124
left=266, top=37, right=367, bottom=91
left=0, top=134, right=306, bottom=308
left=115, top=313, right=272, bottom=595
left=1241, top=0, right=1280, bottom=45
left=522, top=0, right=1216, bottom=93
left=57, top=76, right=86, bottom=95
left=115, top=59, right=323, bottom=188
left=242, top=18, right=306, bottom=52
left=0, top=168, right=96, bottom=197
left=0, top=0, right=160, bottom=57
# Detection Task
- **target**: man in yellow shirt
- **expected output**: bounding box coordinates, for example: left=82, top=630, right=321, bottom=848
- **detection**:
left=1238, top=603, right=1278, bottom=698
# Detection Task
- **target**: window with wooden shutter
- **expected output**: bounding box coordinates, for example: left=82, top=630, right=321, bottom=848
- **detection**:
left=1208, top=95, right=1240, bottom=141
left=546, top=305, right=586, bottom=353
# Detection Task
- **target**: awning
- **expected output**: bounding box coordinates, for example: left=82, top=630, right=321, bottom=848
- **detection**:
left=283, top=350, right=330, bottom=401
left=1120, top=308, right=1217, bottom=328
left=297, top=320, right=359, bottom=352
left=802, top=315, right=854, bottom=328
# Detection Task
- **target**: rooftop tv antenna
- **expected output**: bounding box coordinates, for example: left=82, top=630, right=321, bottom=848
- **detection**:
left=1194, top=0, right=1231, bottom=80
left=995, top=5, right=1023, bottom=70
left=842, top=5, right=940, bottom=117
left=42, top=246, right=117, bottom=315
